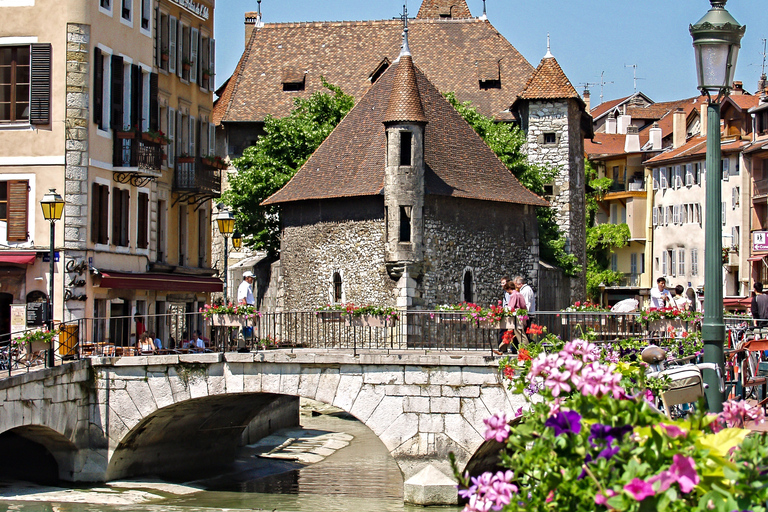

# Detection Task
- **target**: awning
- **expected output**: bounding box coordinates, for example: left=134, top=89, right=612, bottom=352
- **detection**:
left=748, top=255, right=768, bottom=261
left=723, top=296, right=752, bottom=307
left=0, top=251, right=37, bottom=265
left=97, top=271, right=223, bottom=292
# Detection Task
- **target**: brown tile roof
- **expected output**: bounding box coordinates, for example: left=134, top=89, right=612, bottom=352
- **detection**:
left=518, top=56, right=579, bottom=100
left=262, top=59, right=548, bottom=207
left=213, top=17, right=534, bottom=125
left=638, top=97, right=701, bottom=138
left=417, top=0, right=473, bottom=19
left=645, top=135, right=746, bottom=165
left=384, top=55, right=427, bottom=123
left=590, top=96, right=630, bottom=120
left=727, top=94, right=760, bottom=111
left=585, top=133, right=649, bottom=158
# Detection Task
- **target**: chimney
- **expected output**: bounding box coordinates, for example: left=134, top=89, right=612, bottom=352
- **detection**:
left=673, top=108, right=686, bottom=149
left=732, top=81, right=743, bottom=94
left=649, top=122, right=662, bottom=151
left=624, top=125, right=640, bottom=153
left=583, top=89, right=591, bottom=113
left=700, top=103, right=708, bottom=137
left=759, top=74, right=767, bottom=96
left=617, top=114, right=631, bottom=135
left=606, top=112, right=617, bottom=134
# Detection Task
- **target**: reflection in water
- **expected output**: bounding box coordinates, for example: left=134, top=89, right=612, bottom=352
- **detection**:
left=0, top=410, right=461, bottom=512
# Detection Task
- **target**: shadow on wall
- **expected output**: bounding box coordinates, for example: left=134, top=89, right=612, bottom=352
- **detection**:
left=0, top=426, right=73, bottom=485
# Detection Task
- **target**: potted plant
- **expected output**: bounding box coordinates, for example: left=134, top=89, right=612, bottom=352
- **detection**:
left=202, top=154, right=227, bottom=170
left=201, top=303, right=260, bottom=326
left=161, top=48, right=169, bottom=62
left=141, top=129, right=170, bottom=145
left=115, top=124, right=136, bottom=139
left=181, top=57, right=192, bottom=72
left=15, top=328, right=58, bottom=354
left=316, top=303, right=399, bottom=327
left=202, top=67, right=212, bottom=81
left=177, top=153, right=195, bottom=164
left=257, top=335, right=279, bottom=350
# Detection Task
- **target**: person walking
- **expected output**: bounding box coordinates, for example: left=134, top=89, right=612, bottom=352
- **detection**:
left=751, top=282, right=768, bottom=328
left=650, top=277, right=673, bottom=309
left=498, top=276, right=511, bottom=347
left=500, top=281, right=527, bottom=352
left=514, top=276, right=536, bottom=314
left=237, top=271, right=256, bottom=350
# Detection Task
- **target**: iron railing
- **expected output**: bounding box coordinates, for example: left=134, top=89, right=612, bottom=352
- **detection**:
left=113, top=137, right=164, bottom=171
left=174, top=159, right=221, bottom=194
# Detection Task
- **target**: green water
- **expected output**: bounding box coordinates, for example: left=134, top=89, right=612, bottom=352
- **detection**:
left=0, top=412, right=461, bottom=512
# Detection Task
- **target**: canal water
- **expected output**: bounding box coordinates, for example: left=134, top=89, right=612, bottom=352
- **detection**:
left=0, top=404, right=462, bottom=512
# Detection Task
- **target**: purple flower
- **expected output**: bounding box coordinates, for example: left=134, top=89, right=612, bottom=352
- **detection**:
left=624, top=478, right=655, bottom=501
left=544, top=410, right=582, bottom=436
left=483, top=413, right=511, bottom=443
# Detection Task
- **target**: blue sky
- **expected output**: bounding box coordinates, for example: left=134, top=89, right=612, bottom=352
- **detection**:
left=214, top=0, right=767, bottom=106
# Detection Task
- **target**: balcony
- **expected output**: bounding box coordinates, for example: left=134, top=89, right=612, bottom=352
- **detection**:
left=754, top=179, right=768, bottom=201
left=112, top=135, right=164, bottom=186
left=619, top=273, right=643, bottom=287
left=173, top=158, right=221, bottom=206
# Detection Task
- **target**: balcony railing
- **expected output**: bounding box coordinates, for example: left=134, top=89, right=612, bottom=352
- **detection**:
left=113, top=137, right=164, bottom=172
left=619, top=273, right=643, bottom=287
left=754, top=179, right=768, bottom=199
left=174, top=158, right=221, bottom=195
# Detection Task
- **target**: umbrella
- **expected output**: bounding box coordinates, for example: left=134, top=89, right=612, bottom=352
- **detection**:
left=611, top=298, right=639, bottom=313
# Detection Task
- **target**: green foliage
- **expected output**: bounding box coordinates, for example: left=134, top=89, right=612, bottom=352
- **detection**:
left=586, top=265, right=626, bottom=302
left=223, top=79, right=354, bottom=254
left=444, top=92, right=579, bottom=276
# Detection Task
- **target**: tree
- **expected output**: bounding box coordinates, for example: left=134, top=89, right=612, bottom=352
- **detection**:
left=444, top=92, right=579, bottom=276
left=223, top=80, right=354, bottom=255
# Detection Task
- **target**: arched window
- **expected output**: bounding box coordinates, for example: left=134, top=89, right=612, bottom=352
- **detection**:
left=463, top=270, right=473, bottom=303
left=333, top=272, right=342, bottom=303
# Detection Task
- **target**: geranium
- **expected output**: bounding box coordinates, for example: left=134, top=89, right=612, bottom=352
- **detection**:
left=317, top=303, right=399, bottom=321
left=484, top=413, right=511, bottom=443
left=563, top=301, right=609, bottom=312
left=200, top=302, right=261, bottom=319
left=640, top=307, right=702, bottom=325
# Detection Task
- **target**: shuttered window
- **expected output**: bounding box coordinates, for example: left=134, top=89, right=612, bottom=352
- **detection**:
left=1, top=180, right=29, bottom=241
left=0, top=46, right=32, bottom=123
left=130, top=64, right=141, bottom=129
left=168, top=16, right=177, bottom=74
left=208, top=39, right=215, bottom=92
left=110, top=55, right=124, bottom=130
left=91, top=183, right=109, bottom=244
left=190, top=27, right=198, bottom=84
left=29, top=44, right=51, bottom=124
left=94, top=48, right=104, bottom=127
left=137, top=191, right=149, bottom=249
left=112, top=187, right=129, bottom=246
left=149, top=72, right=158, bottom=131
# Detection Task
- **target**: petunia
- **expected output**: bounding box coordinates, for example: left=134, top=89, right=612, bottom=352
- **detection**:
left=544, top=410, right=582, bottom=436
left=624, top=478, right=655, bottom=501
left=659, top=423, right=687, bottom=439
left=669, top=454, right=699, bottom=493
left=483, top=413, right=511, bottom=443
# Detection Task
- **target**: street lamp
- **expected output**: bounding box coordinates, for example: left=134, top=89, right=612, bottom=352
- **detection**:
left=598, top=282, right=606, bottom=308
left=40, top=188, right=64, bottom=368
left=232, top=231, right=242, bottom=251
left=215, top=206, right=235, bottom=301
left=690, top=0, right=745, bottom=412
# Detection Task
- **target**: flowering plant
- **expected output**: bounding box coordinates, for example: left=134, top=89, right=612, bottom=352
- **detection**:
left=13, top=328, right=58, bottom=349
left=199, top=303, right=261, bottom=320
left=317, top=303, right=399, bottom=321
left=455, top=337, right=768, bottom=511
left=563, top=300, right=610, bottom=312
left=436, top=303, right=527, bottom=323
left=142, top=129, right=170, bottom=144
left=257, top=335, right=279, bottom=350
left=640, top=307, right=702, bottom=325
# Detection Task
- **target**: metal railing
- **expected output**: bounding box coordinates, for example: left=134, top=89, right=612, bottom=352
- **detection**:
left=174, top=159, right=221, bottom=194
left=113, top=137, right=164, bottom=171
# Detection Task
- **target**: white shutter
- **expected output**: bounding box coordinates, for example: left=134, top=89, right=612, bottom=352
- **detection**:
left=673, top=205, right=678, bottom=224
left=189, top=116, right=196, bottom=156
left=190, top=27, right=198, bottom=84
left=653, top=168, right=659, bottom=190
left=662, top=251, right=667, bottom=276
left=670, top=250, right=676, bottom=277
left=177, top=21, right=184, bottom=77
left=167, top=107, right=175, bottom=166
left=208, top=39, right=215, bottom=92
left=169, top=16, right=177, bottom=74
left=679, top=249, right=685, bottom=276
left=208, top=122, right=215, bottom=155
left=685, top=164, right=692, bottom=186
left=653, top=207, right=658, bottom=226
left=176, top=109, right=182, bottom=159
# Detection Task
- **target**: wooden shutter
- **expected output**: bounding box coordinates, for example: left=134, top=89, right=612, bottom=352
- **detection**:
left=190, top=27, right=198, bottom=84
left=137, top=192, right=148, bottom=248
left=121, top=189, right=130, bottom=246
left=99, top=185, right=109, bottom=244
left=176, top=20, right=183, bottom=77
left=167, top=106, right=175, bottom=165
left=112, top=187, right=121, bottom=245
left=208, top=122, right=215, bottom=155
left=91, top=182, right=100, bottom=243
left=7, top=180, right=29, bottom=241
left=168, top=16, right=177, bottom=74
left=94, top=48, right=104, bottom=127
left=208, top=39, right=215, bottom=92
left=131, top=64, right=140, bottom=129
left=28, top=43, right=52, bottom=125
left=110, top=55, right=124, bottom=130
left=149, top=72, right=158, bottom=131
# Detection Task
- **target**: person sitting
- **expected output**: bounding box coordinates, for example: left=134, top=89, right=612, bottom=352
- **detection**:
left=138, top=333, right=155, bottom=354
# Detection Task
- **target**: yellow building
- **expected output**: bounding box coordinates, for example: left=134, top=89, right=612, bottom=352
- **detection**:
left=0, top=0, right=220, bottom=347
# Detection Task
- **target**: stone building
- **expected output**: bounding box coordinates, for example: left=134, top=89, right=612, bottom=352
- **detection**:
left=0, top=0, right=221, bottom=346
left=262, top=37, right=547, bottom=311
left=213, top=0, right=590, bottom=306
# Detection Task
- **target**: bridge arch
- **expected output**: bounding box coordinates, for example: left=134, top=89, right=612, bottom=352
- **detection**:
left=0, top=425, right=77, bottom=483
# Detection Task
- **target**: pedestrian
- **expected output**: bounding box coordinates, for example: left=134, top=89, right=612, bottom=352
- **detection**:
left=237, top=271, right=256, bottom=351
left=649, top=277, right=673, bottom=309
left=672, top=285, right=691, bottom=312
left=500, top=281, right=528, bottom=352
left=514, top=276, right=536, bottom=314
left=498, top=276, right=511, bottom=347
left=751, top=282, right=768, bottom=328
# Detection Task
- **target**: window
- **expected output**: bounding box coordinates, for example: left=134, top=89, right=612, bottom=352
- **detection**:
left=167, top=107, right=175, bottom=166
left=732, top=226, right=739, bottom=250
left=100, top=0, right=111, bottom=8
left=673, top=205, right=679, bottom=225
left=400, top=131, right=412, bottom=166
left=611, top=253, right=617, bottom=272
left=662, top=251, right=667, bottom=275
left=669, top=249, right=676, bottom=277
left=158, top=13, right=169, bottom=70
left=652, top=207, right=658, bottom=226
left=674, top=165, right=682, bottom=188
left=660, top=167, right=668, bottom=189
left=691, top=248, right=698, bottom=276
left=463, top=270, right=473, bottom=303
left=333, top=272, right=342, bottom=303
left=733, top=157, right=740, bottom=176
left=189, top=28, right=198, bottom=84
left=678, top=248, right=685, bottom=276
left=630, top=253, right=638, bottom=275
left=121, top=0, right=131, bottom=22
left=732, top=187, right=739, bottom=209
left=721, top=201, right=726, bottom=226
left=112, top=187, right=129, bottom=246
left=91, top=183, right=109, bottom=245
left=544, top=132, right=556, bottom=144
left=610, top=203, right=617, bottom=224
left=1, top=44, right=51, bottom=125
left=695, top=162, right=702, bottom=184
left=137, top=191, right=149, bottom=249
left=722, top=158, right=729, bottom=181
left=168, top=16, right=177, bottom=74
left=0, top=180, right=29, bottom=241
left=399, top=205, right=411, bottom=242
left=178, top=204, right=187, bottom=266
left=685, top=163, right=693, bottom=186
left=140, top=0, right=150, bottom=30
left=652, top=168, right=659, bottom=190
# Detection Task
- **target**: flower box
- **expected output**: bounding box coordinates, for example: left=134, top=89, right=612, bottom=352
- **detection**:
left=141, top=132, right=164, bottom=145
left=116, top=131, right=135, bottom=139
left=25, top=339, right=51, bottom=354
left=345, top=314, right=396, bottom=328
left=177, top=156, right=195, bottom=163
left=209, top=314, right=249, bottom=326
left=317, top=311, right=344, bottom=323
left=202, top=157, right=228, bottom=170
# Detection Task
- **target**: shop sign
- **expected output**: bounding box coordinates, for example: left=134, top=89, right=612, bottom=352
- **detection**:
left=26, top=302, right=47, bottom=326
left=170, top=0, right=209, bottom=20
left=10, top=305, right=26, bottom=338
left=42, top=251, right=60, bottom=262
left=754, top=231, right=768, bottom=251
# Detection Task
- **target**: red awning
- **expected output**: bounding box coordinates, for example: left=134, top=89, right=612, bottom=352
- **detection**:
left=723, top=296, right=752, bottom=307
left=0, top=251, right=37, bottom=265
left=748, top=255, right=767, bottom=261
left=97, top=271, right=223, bottom=292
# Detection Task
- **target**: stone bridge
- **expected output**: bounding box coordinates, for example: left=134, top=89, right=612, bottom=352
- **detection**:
left=0, top=350, right=523, bottom=504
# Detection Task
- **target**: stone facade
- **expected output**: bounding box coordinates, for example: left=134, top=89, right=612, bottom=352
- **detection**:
left=524, top=98, right=587, bottom=300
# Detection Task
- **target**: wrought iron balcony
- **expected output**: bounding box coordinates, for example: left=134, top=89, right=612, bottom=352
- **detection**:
left=173, top=158, right=221, bottom=206
left=113, top=136, right=164, bottom=172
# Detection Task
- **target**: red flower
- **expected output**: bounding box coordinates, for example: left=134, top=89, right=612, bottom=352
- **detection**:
left=518, top=348, right=531, bottom=361
left=503, top=365, right=515, bottom=380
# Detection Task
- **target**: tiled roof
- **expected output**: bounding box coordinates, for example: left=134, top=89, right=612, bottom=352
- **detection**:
left=639, top=97, right=701, bottom=138
left=518, top=56, right=579, bottom=100
left=263, top=59, right=548, bottom=207
left=384, top=55, right=427, bottom=123
left=213, top=17, right=534, bottom=125
left=590, top=96, right=629, bottom=120
left=727, top=94, right=760, bottom=111
left=417, top=0, right=472, bottom=19
left=584, top=133, right=649, bottom=158
left=645, top=135, right=746, bottom=164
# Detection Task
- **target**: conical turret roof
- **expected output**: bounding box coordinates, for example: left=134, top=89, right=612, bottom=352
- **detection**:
left=384, top=55, right=427, bottom=124
left=519, top=55, right=579, bottom=100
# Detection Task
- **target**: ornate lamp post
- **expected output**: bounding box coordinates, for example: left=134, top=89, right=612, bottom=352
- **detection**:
left=690, top=0, right=745, bottom=412
left=215, top=206, right=235, bottom=301
left=40, top=188, right=65, bottom=367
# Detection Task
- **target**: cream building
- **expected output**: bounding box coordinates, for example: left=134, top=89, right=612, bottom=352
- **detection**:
left=0, top=0, right=219, bottom=348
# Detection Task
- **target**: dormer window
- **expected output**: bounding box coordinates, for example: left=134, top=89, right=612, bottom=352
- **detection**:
left=282, top=67, right=305, bottom=91
left=369, top=58, right=390, bottom=84
left=477, top=59, right=501, bottom=90
left=400, top=131, right=412, bottom=166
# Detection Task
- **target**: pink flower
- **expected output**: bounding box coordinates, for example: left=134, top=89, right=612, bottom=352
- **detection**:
left=545, top=368, right=572, bottom=397
left=483, top=413, right=511, bottom=443
left=669, top=455, right=699, bottom=493
left=659, top=423, right=686, bottom=439
left=624, top=478, right=655, bottom=501
left=594, top=489, right=615, bottom=506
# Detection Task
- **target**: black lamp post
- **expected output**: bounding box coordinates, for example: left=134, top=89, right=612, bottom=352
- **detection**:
left=232, top=231, right=242, bottom=251
left=215, top=207, right=235, bottom=301
left=690, top=0, right=745, bottom=412
left=40, top=188, right=65, bottom=367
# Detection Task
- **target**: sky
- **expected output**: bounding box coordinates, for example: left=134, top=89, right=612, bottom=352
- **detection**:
left=213, top=0, right=768, bottom=107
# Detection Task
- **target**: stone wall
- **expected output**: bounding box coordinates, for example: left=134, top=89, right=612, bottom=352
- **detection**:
left=421, top=196, right=539, bottom=308
left=280, top=197, right=396, bottom=309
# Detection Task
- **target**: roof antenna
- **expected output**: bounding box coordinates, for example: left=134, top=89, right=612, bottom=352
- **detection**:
left=544, top=33, right=553, bottom=58
left=480, top=0, right=487, bottom=20
left=624, top=64, right=645, bottom=93
left=255, top=0, right=264, bottom=28
left=760, top=38, right=767, bottom=76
